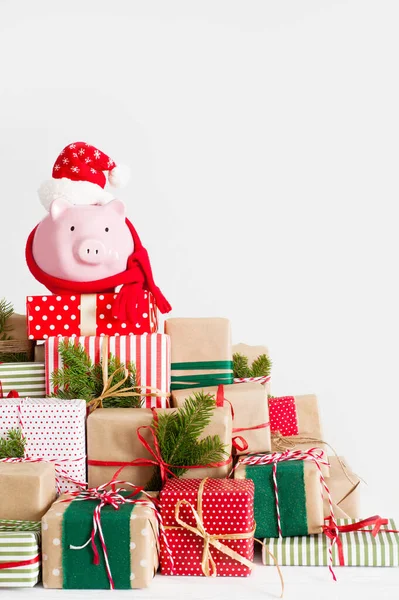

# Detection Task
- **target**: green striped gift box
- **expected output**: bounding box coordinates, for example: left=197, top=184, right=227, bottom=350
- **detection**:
left=0, top=520, right=41, bottom=587
left=0, top=363, right=45, bottom=397
left=262, top=519, right=399, bottom=567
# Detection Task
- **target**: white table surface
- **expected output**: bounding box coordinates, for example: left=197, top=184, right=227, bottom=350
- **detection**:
left=4, top=551, right=399, bottom=600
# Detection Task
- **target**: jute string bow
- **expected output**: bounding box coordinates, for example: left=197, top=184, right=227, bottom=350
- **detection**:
left=88, top=336, right=170, bottom=412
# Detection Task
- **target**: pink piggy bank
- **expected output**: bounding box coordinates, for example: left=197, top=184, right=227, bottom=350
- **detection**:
left=31, top=198, right=133, bottom=282
left=25, top=140, right=171, bottom=323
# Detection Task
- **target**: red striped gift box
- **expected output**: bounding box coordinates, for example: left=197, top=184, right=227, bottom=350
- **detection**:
left=45, top=334, right=171, bottom=408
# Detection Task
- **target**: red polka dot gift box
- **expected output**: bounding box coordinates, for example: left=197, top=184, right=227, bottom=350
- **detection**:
left=268, top=394, right=329, bottom=476
left=0, top=397, right=87, bottom=494
left=26, top=291, right=158, bottom=340
left=159, top=478, right=255, bottom=577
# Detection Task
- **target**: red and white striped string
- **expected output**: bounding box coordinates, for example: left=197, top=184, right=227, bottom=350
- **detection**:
left=237, top=448, right=338, bottom=580
left=233, top=375, right=271, bottom=385
left=59, top=480, right=174, bottom=589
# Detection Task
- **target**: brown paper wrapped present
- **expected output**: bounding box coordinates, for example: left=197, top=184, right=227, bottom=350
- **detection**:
left=324, top=456, right=361, bottom=519
left=165, top=317, right=233, bottom=391
left=42, top=493, right=159, bottom=589
left=232, top=342, right=271, bottom=394
left=172, top=382, right=270, bottom=455
left=88, top=406, right=232, bottom=489
left=269, top=394, right=329, bottom=475
left=0, top=462, right=56, bottom=520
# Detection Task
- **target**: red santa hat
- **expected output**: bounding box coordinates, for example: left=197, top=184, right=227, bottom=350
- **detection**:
left=38, top=142, right=130, bottom=210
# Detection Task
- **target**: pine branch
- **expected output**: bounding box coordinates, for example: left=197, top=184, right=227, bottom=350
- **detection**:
left=50, top=340, right=141, bottom=407
left=233, top=353, right=251, bottom=378
left=251, top=354, right=272, bottom=377
left=0, top=428, right=26, bottom=459
left=0, top=298, right=14, bottom=339
left=146, top=391, right=228, bottom=490
left=233, top=351, right=272, bottom=378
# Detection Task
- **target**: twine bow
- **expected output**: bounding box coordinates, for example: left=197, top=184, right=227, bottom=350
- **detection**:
left=271, top=431, right=360, bottom=487
left=88, top=336, right=170, bottom=412
left=166, top=478, right=255, bottom=577
left=58, top=480, right=173, bottom=590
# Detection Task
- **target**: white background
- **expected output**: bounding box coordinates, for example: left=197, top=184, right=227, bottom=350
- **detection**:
left=1, top=0, right=399, bottom=596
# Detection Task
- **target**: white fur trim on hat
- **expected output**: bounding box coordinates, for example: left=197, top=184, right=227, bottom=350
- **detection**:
left=38, top=178, right=114, bottom=211
left=108, top=164, right=131, bottom=188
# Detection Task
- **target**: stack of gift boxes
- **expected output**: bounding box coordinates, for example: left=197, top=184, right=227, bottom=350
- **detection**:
left=1, top=301, right=397, bottom=591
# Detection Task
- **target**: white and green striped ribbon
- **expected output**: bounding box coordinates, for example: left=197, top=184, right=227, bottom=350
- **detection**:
left=262, top=519, right=399, bottom=567
left=0, top=363, right=45, bottom=397
left=0, top=520, right=41, bottom=587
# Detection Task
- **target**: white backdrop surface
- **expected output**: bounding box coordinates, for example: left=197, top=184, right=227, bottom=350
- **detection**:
left=0, top=0, right=398, bottom=523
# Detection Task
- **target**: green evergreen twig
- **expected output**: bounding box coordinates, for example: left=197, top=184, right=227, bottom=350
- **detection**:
left=0, top=429, right=26, bottom=459
left=233, top=352, right=272, bottom=378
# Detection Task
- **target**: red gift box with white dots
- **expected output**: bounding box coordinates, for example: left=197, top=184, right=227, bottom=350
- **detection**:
left=268, top=396, right=299, bottom=436
left=159, top=478, right=255, bottom=577
left=0, top=398, right=86, bottom=493
left=26, top=292, right=158, bottom=340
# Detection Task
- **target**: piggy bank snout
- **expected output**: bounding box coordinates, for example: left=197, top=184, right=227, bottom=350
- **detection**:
left=76, top=239, right=109, bottom=264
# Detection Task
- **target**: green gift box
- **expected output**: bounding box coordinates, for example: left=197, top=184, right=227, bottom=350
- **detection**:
left=234, top=458, right=324, bottom=538
left=0, top=362, right=45, bottom=397
left=262, top=519, right=399, bottom=566
left=0, top=520, right=41, bottom=587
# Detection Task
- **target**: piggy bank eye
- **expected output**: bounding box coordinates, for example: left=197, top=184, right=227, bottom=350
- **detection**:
left=70, top=226, right=75, bottom=231
left=105, top=227, right=109, bottom=232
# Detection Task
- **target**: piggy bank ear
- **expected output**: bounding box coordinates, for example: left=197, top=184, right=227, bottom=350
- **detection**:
left=106, top=199, right=126, bottom=217
left=49, top=197, right=73, bottom=221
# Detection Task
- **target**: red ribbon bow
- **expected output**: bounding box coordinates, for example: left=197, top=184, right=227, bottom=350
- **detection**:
left=0, top=382, right=19, bottom=398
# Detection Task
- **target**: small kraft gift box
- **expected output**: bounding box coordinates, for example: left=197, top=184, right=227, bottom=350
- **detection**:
left=268, top=394, right=329, bottom=476
left=232, top=343, right=272, bottom=394
left=87, top=405, right=232, bottom=490
left=0, top=398, right=87, bottom=493
left=45, top=333, right=171, bottom=408
left=0, top=520, right=41, bottom=587
left=0, top=462, right=56, bottom=521
left=324, top=456, right=361, bottom=519
left=165, top=318, right=234, bottom=391
left=26, top=291, right=158, bottom=340
left=159, top=478, right=255, bottom=577
left=41, top=489, right=161, bottom=589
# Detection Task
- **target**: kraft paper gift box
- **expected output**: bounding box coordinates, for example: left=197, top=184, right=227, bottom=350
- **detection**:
left=234, top=458, right=324, bottom=538
left=45, top=333, right=171, bottom=408
left=88, top=406, right=232, bottom=489
left=160, top=478, right=255, bottom=576
left=41, top=493, right=159, bottom=589
left=324, top=456, right=361, bottom=519
left=262, top=519, right=399, bottom=567
left=165, top=318, right=233, bottom=391
left=269, top=394, right=329, bottom=476
left=232, top=343, right=272, bottom=394
left=0, top=398, right=87, bottom=494
left=26, top=291, right=158, bottom=340
left=0, top=462, right=56, bottom=521
left=0, top=362, right=45, bottom=397
left=172, top=382, right=271, bottom=455
left=0, top=520, right=41, bottom=587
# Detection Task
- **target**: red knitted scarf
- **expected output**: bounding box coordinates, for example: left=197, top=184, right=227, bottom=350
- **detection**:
left=25, top=219, right=171, bottom=324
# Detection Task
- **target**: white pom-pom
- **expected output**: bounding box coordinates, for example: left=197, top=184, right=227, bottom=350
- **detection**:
left=108, top=164, right=130, bottom=188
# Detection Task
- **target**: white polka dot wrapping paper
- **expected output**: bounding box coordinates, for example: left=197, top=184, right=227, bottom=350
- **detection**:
left=45, top=333, right=171, bottom=408
left=0, top=398, right=87, bottom=494
left=26, top=291, right=158, bottom=340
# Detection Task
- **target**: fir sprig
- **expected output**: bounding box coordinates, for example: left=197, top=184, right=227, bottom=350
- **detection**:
left=146, top=391, right=228, bottom=490
left=233, top=352, right=272, bottom=378
left=0, top=429, right=26, bottom=459
left=51, top=340, right=142, bottom=408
